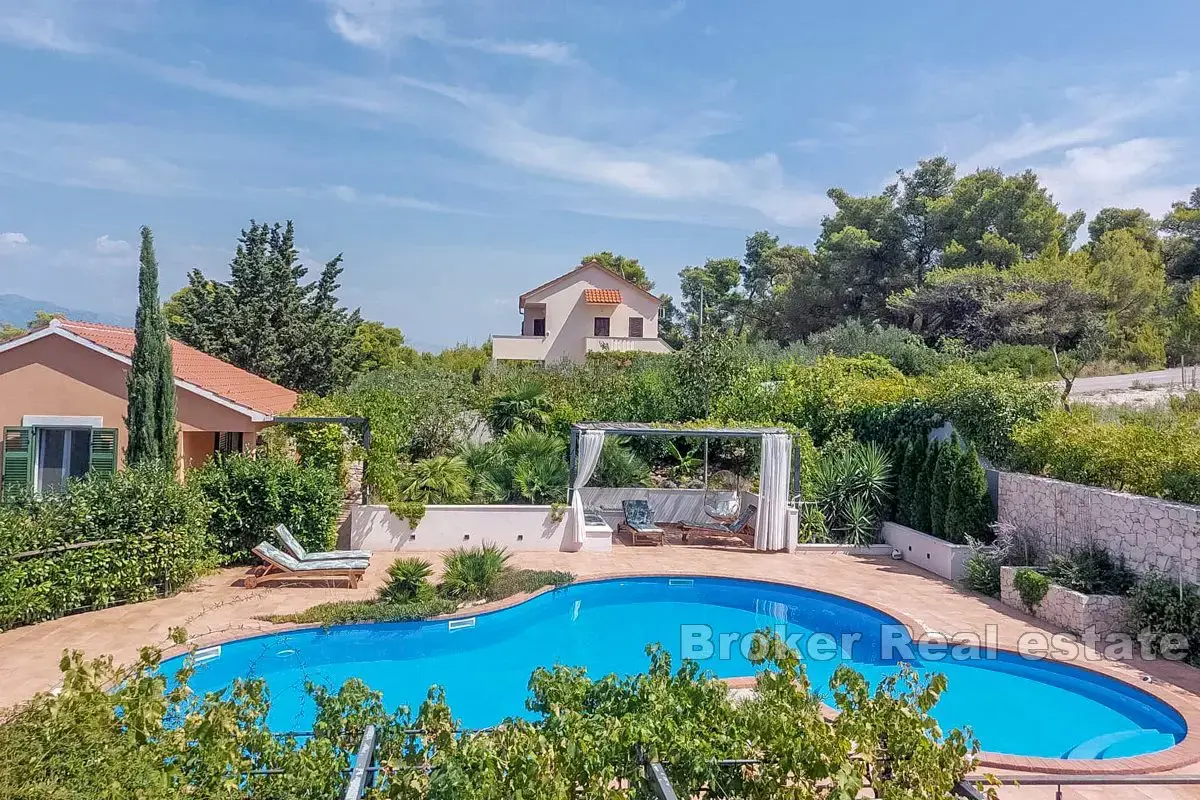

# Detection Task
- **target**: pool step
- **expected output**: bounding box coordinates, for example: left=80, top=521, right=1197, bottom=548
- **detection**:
left=1062, top=729, right=1176, bottom=759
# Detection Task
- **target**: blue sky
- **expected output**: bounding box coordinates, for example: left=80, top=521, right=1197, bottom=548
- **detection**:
left=0, top=1, right=1198, bottom=349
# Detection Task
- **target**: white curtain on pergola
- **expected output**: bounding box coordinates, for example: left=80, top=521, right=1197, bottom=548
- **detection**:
left=568, top=430, right=605, bottom=548
left=754, top=433, right=792, bottom=551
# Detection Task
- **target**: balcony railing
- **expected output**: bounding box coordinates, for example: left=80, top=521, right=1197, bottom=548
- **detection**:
left=585, top=337, right=674, bottom=354
left=492, top=335, right=548, bottom=361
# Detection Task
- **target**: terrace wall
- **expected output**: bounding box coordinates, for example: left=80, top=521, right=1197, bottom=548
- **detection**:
left=350, top=505, right=574, bottom=552
left=995, top=471, right=1200, bottom=583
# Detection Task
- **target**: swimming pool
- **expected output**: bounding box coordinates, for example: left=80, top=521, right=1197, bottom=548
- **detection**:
left=165, top=576, right=1187, bottom=760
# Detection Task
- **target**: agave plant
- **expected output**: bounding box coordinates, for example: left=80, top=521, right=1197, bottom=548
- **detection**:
left=439, top=543, right=512, bottom=599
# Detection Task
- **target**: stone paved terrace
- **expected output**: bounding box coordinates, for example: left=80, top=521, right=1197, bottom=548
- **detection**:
left=3, top=547, right=1200, bottom=799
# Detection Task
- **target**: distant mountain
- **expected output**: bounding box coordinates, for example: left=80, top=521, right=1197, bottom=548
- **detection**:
left=0, top=294, right=131, bottom=329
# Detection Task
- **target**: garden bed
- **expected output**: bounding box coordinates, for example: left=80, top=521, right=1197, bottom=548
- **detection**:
left=881, top=521, right=972, bottom=581
left=999, top=566, right=1129, bottom=639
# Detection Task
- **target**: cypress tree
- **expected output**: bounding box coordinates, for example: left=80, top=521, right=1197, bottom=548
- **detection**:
left=929, top=437, right=958, bottom=540
left=911, top=440, right=940, bottom=534
left=945, top=443, right=992, bottom=544
left=126, top=226, right=177, bottom=469
left=897, top=438, right=926, bottom=526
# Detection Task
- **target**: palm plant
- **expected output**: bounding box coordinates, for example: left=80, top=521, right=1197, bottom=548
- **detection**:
left=439, top=543, right=511, bottom=599
left=484, top=382, right=553, bottom=436
left=512, top=456, right=568, bottom=504
left=378, top=557, right=434, bottom=603
left=594, top=438, right=651, bottom=488
left=399, top=455, right=473, bottom=504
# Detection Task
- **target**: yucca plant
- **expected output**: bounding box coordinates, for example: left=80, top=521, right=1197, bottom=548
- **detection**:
left=439, top=543, right=512, bottom=599
left=379, top=557, right=434, bottom=603
left=812, top=442, right=893, bottom=544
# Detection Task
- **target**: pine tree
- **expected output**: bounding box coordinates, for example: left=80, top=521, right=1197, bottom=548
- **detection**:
left=911, top=440, right=939, bottom=534
left=945, top=443, right=992, bottom=544
left=126, top=226, right=177, bottom=468
left=929, top=437, right=958, bottom=540
left=167, top=220, right=361, bottom=394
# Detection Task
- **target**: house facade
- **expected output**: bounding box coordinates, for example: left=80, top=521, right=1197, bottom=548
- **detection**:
left=492, top=262, right=674, bottom=364
left=0, top=319, right=297, bottom=493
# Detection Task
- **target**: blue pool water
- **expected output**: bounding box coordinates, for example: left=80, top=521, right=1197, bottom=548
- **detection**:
left=165, top=576, right=1186, bottom=759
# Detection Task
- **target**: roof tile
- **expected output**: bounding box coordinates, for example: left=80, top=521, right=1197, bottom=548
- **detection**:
left=59, top=320, right=297, bottom=416
left=583, top=288, right=622, bottom=304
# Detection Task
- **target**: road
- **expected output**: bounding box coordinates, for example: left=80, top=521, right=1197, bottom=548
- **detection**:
left=1070, top=367, right=1197, bottom=394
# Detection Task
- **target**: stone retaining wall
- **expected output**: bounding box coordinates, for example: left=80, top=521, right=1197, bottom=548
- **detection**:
left=999, top=566, right=1129, bottom=639
left=996, top=471, right=1200, bottom=583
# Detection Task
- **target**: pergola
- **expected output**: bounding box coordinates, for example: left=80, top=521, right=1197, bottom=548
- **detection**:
left=567, top=422, right=797, bottom=552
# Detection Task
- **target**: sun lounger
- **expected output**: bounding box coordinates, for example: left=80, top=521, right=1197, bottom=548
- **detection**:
left=275, top=523, right=371, bottom=561
left=619, top=499, right=665, bottom=546
left=246, top=542, right=368, bottom=588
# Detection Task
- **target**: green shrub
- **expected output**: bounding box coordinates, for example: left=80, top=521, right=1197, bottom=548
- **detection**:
left=378, top=557, right=435, bottom=603
left=911, top=440, right=940, bottom=534
left=1046, top=541, right=1135, bottom=596
left=265, top=595, right=457, bottom=626
left=485, top=569, right=574, bottom=600
left=439, top=543, right=512, bottom=599
left=190, top=453, right=342, bottom=564
left=848, top=398, right=942, bottom=447
left=929, top=438, right=958, bottom=539
left=1011, top=406, right=1200, bottom=504
left=0, top=468, right=214, bottom=628
left=943, top=444, right=992, bottom=544
left=1013, top=568, right=1050, bottom=611
left=925, top=364, right=1055, bottom=464
left=805, top=321, right=948, bottom=376
left=963, top=549, right=1002, bottom=597
left=1128, top=573, right=1200, bottom=664
left=0, top=637, right=982, bottom=799
left=971, top=343, right=1057, bottom=379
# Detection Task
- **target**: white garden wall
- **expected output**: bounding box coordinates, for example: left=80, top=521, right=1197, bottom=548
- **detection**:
left=881, top=521, right=972, bottom=581
left=350, top=504, right=574, bottom=552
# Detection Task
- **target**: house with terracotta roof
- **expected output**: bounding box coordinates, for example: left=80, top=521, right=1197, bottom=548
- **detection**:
left=492, top=261, right=674, bottom=364
left=0, top=319, right=296, bottom=493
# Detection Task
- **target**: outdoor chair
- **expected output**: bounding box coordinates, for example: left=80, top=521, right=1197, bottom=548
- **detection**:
left=619, top=499, right=665, bottom=546
left=275, top=523, right=371, bottom=561
left=680, top=504, right=757, bottom=543
left=246, top=542, right=368, bottom=588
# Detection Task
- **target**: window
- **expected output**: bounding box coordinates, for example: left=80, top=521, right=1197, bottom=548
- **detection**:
left=593, top=317, right=610, bottom=337
left=214, top=432, right=244, bottom=455
left=36, top=427, right=92, bottom=493
left=628, top=317, right=644, bottom=338
left=532, top=317, right=546, bottom=336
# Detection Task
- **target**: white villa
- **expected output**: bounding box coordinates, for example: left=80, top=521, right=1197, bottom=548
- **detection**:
left=491, top=261, right=675, bottom=364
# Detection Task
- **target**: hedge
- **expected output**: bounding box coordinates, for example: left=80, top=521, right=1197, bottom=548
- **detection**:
left=189, top=453, right=343, bottom=564
left=0, top=469, right=215, bottom=628
left=1011, top=407, right=1200, bottom=504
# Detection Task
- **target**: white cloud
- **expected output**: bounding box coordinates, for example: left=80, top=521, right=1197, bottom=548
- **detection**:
left=961, top=72, right=1191, bottom=169
left=0, top=231, right=29, bottom=249
left=0, top=0, right=152, bottom=53
left=320, top=0, right=576, bottom=64
left=1038, top=138, right=1189, bottom=216
left=94, top=234, right=131, bottom=254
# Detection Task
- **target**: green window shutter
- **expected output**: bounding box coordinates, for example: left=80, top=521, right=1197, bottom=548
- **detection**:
left=2, top=427, right=34, bottom=497
left=89, top=428, right=118, bottom=476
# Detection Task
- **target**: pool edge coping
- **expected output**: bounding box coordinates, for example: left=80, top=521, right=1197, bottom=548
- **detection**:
left=161, top=568, right=1200, bottom=776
